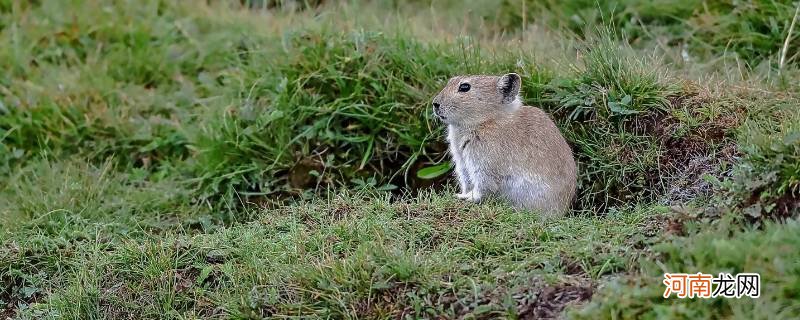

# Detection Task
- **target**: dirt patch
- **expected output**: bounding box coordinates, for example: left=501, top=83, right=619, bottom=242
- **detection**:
left=0, top=257, right=45, bottom=319
left=205, top=249, right=227, bottom=264
left=741, top=188, right=800, bottom=223
left=0, top=306, right=11, bottom=319
left=634, top=92, right=742, bottom=204
left=329, top=200, right=358, bottom=221
left=429, top=275, right=594, bottom=319
left=660, top=149, right=735, bottom=204
left=521, top=284, right=593, bottom=319
left=245, top=272, right=594, bottom=319
left=288, top=157, right=324, bottom=189
left=556, top=87, right=746, bottom=213
left=626, top=106, right=679, bottom=138
left=241, top=0, right=326, bottom=10
left=356, top=283, right=419, bottom=318
left=772, top=192, right=800, bottom=219
left=508, top=277, right=594, bottom=320
left=560, top=256, right=587, bottom=276
left=173, top=267, right=199, bottom=294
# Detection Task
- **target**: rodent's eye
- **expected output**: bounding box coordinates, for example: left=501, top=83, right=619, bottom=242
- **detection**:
left=458, top=83, right=471, bottom=92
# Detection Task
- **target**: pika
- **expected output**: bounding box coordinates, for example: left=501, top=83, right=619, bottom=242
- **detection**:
left=432, top=73, right=577, bottom=216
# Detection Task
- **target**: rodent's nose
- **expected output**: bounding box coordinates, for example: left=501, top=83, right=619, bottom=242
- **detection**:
left=433, top=102, right=440, bottom=112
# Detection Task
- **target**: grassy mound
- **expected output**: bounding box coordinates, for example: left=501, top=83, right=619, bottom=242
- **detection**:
left=3, top=189, right=657, bottom=318
left=0, top=3, right=739, bottom=213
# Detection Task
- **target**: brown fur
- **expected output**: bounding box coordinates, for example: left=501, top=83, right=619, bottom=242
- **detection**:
left=432, top=73, right=577, bottom=216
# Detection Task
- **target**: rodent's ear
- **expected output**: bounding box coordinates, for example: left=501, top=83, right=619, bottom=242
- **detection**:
left=497, top=73, right=521, bottom=104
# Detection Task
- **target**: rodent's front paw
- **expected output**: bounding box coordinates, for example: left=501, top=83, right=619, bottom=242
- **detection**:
left=469, top=191, right=483, bottom=203
left=456, top=191, right=473, bottom=200
left=456, top=190, right=482, bottom=203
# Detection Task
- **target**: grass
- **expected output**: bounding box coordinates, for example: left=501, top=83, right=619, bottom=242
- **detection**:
left=576, top=218, right=800, bottom=319
left=1, top=0, right=799, bottom=319
left=4, top=188, right=658, bottom=318
left=499, top=0, right=800, bottom=72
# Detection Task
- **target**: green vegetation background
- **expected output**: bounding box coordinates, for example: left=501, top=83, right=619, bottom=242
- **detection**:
left=1, top=0, right=799, bottom=319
